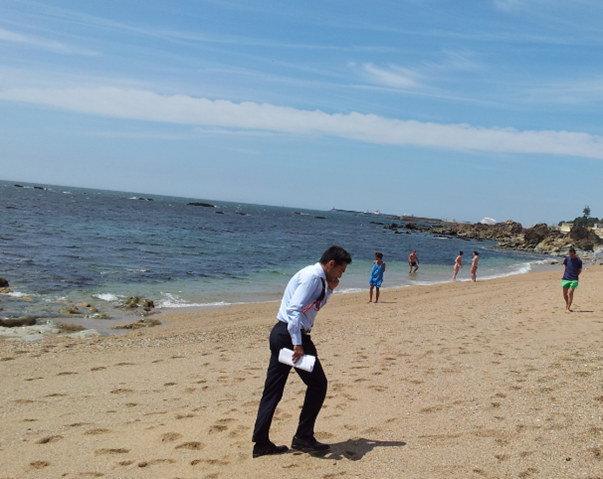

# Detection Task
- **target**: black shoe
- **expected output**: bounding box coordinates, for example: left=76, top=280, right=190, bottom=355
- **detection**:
left=291, top=435, right=330, bottom=452
left=252, top=441, right=288, bottom=458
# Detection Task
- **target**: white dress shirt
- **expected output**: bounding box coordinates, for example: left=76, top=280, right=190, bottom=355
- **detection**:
left=277, top=262, right=331, bottom=346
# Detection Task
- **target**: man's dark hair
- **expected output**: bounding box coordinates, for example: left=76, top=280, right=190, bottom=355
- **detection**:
left=569, top=247, right=576, bottom=254
left=320, top=246, right=352, bottom=265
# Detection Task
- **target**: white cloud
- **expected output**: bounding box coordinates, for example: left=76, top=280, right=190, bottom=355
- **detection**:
left=525, top=76, right=603, bottom=104
left=1, top=86, right=602, bottom=160
left=361, top=63, right=422, bottom=89
left=359, top=51, right=480, bottom=94
left=0, top=27, right=98, bottom=56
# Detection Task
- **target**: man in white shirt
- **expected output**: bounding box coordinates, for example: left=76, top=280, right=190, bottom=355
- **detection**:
left=252, top=246, right=352, bottom=458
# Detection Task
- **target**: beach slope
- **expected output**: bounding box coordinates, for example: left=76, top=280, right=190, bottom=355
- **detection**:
left=0, top=267, right=601, bottom=479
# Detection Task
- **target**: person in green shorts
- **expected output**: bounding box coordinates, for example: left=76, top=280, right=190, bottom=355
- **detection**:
left=562, top=247, right=582, bottom=312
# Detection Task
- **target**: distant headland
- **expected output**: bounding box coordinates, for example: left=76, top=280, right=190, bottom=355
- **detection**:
left=331, top=208, right=603, bottom=259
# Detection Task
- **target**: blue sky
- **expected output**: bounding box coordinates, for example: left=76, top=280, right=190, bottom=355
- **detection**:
left=1, top=0, right=602, bottom=225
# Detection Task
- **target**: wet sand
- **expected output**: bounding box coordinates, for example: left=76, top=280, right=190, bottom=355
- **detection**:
left=0, top=266, right=601, bottom=479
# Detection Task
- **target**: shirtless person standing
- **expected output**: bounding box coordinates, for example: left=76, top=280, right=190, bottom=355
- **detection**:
left=408, top=250, right=419, bottom=274
left=470, top=251, right=479, bottom=282
left=452, top=251, right=463, bottom=281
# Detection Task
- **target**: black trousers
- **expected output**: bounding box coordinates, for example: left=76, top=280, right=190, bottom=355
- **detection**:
left=252, top=321, right=328, bottom=444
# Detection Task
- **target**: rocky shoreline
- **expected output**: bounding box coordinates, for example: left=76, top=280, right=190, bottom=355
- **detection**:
left=0, top=281, right=161, bottom=339
left=385, top=219, right=603, bottom=260
left=2, top=218, right=602, bottom=339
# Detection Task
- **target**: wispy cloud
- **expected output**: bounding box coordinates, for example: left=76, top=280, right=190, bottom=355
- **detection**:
left=1, top=86, right=602, bottom=160
left=360, top=63, right=422, bottom=90
left=524, top=75, right=603, bottom=104
left=359, top=50, right=481, bottom=93
left=0, top=27, right=98, bottom=56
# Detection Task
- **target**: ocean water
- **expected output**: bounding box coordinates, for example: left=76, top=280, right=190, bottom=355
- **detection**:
left=0, top=180, right=556, bottom=332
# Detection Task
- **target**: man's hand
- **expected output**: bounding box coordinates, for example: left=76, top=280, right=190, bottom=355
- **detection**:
left=327, top=278, right=339, bottom=291
left=292, top=345, right=304, bottom=363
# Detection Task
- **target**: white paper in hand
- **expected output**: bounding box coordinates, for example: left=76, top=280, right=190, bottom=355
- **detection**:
left=278, top=348, right=316, bottom=372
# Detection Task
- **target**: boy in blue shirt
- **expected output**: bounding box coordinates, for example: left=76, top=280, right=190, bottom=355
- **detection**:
left=368, top=252, right=386, bottom=303
left=562, top=247, right=582, bottom=312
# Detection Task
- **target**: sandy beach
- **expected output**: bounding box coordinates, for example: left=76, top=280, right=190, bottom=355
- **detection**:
left=1, top=266, right=601, bottom=479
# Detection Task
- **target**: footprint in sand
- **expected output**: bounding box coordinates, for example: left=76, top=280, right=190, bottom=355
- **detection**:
left=68, top=422, right=91, bottom=428
left=143, top=411, right=168, bottom=417
left=229, top=424, right=248, bottom=437
left=161, top=432, right=182, bottom=442
left=369, top=385, right=388, bottom=392
left=518, top=467, right=539, bottom=478
left=56, top=371, right=78, bottom=376
left=36, top=435, right=63, bottom=444
left=90, top=366, right=106, bottom=371
left=95, top=448, right=130, bottom=455
left=323, top=471, right=349, bottom=478
left=191, top=458, right=230, bottom=466
left=30, top=461, right=51, bottom=469
left=420, top=405, right=444, bottom=413
left=175, top=441, right=206, bottom=450
left=110, top=388, right=134, bottom=394
left=137, top=459, right=175, bottom=467
left=175, top=413, right=196, bottom=419
left=85, top=428, right=111, bottom=435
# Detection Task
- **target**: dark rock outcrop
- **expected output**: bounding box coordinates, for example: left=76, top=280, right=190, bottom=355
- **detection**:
left=114, top=318, right=161, bottom=330
left=60, top=306, right=83, bottom=315
left=385, top=219, right=600, bottom=256
left=0, top=316, right=37, bottom=327
left=569, top=224, right=602, bottom=251
left=0, top=277, right=9, bottom=288
left=187, top=202, right=215, bottom=208
left=121, top=296, right=155, bottom=312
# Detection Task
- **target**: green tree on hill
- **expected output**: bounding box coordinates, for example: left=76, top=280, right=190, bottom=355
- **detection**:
left=572, top=205, right=598, bottom=228
left=568, top=205, right=601, bottom=251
